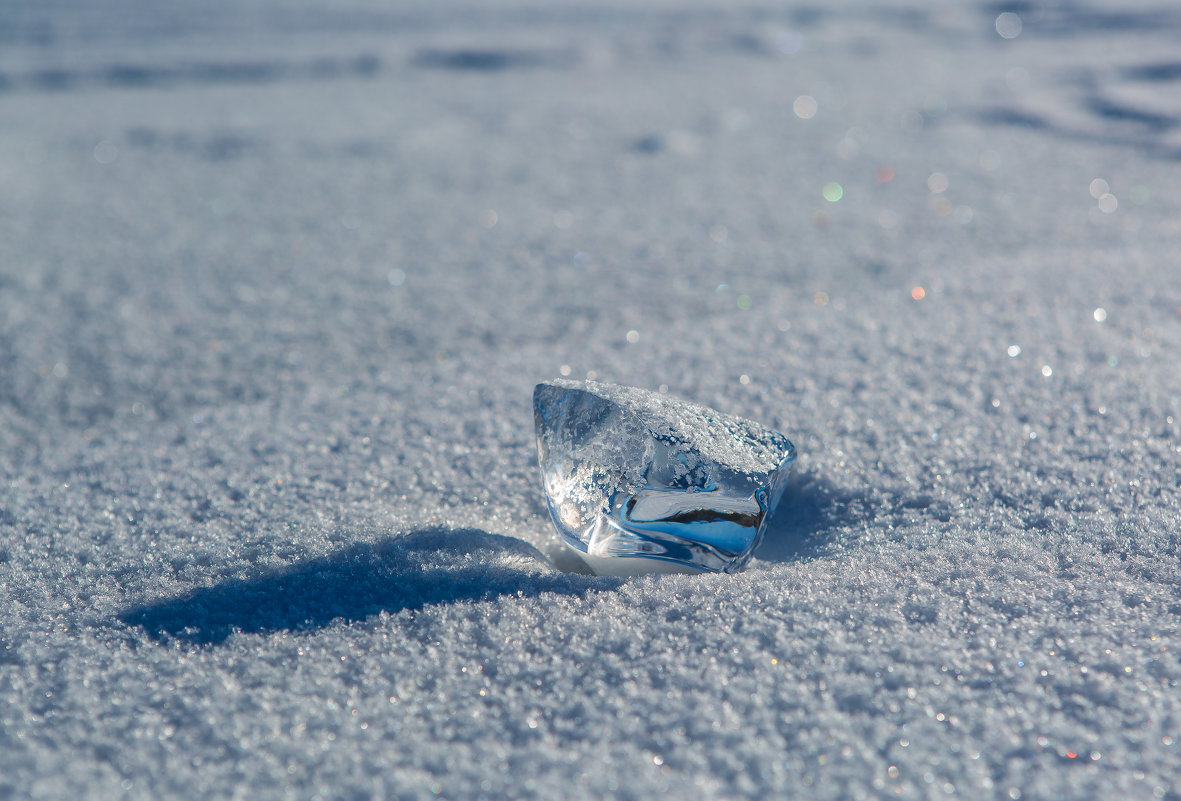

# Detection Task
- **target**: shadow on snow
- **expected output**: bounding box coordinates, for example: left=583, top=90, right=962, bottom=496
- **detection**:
left=754, top=466, right=866, bottom=563
left=119, top=528, right=622, bottom=646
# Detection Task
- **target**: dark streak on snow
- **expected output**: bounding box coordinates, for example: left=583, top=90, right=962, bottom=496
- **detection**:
left=0, top=55, right=381, bottom=95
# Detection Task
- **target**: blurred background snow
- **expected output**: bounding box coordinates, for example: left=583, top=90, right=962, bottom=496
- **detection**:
left=1, top=1, right=1179, bottom=799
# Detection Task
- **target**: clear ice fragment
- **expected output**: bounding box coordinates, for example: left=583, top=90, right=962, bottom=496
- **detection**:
left=533, top=380, right=795, bottom=576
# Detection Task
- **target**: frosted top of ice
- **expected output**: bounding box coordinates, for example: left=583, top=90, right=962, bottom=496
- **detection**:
left=537, top=379, right=793, bottom=476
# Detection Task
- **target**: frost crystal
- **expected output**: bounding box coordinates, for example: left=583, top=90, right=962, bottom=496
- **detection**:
left=533, top=380, right=795, bottom=576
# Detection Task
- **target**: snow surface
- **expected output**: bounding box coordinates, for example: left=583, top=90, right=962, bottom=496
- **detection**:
left=2, top=1, right=1180, bottom=799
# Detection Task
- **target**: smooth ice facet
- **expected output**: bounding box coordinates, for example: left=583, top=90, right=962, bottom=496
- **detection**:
left=533, top=380, right=795, bottom=576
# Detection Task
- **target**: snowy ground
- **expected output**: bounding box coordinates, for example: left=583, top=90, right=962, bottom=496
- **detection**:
left=2, top=1, right=1180, bottom=798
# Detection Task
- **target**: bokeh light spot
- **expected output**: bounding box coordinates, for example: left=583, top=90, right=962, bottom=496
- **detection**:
left=793, top=95, right=818, bottom=119
left=996, top=12, right=1023, bottom=39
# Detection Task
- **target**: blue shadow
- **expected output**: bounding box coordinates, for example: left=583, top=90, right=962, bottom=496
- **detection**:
left=754, top=466, right=863, bottom=563
left=119, top=528, right=622, bottom=646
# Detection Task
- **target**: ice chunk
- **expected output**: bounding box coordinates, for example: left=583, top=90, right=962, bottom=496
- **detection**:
left=533, top=380, right=795, bottom=576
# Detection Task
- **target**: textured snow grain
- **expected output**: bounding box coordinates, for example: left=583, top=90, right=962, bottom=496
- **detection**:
left=1, top=2, right=1180, bottom=800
